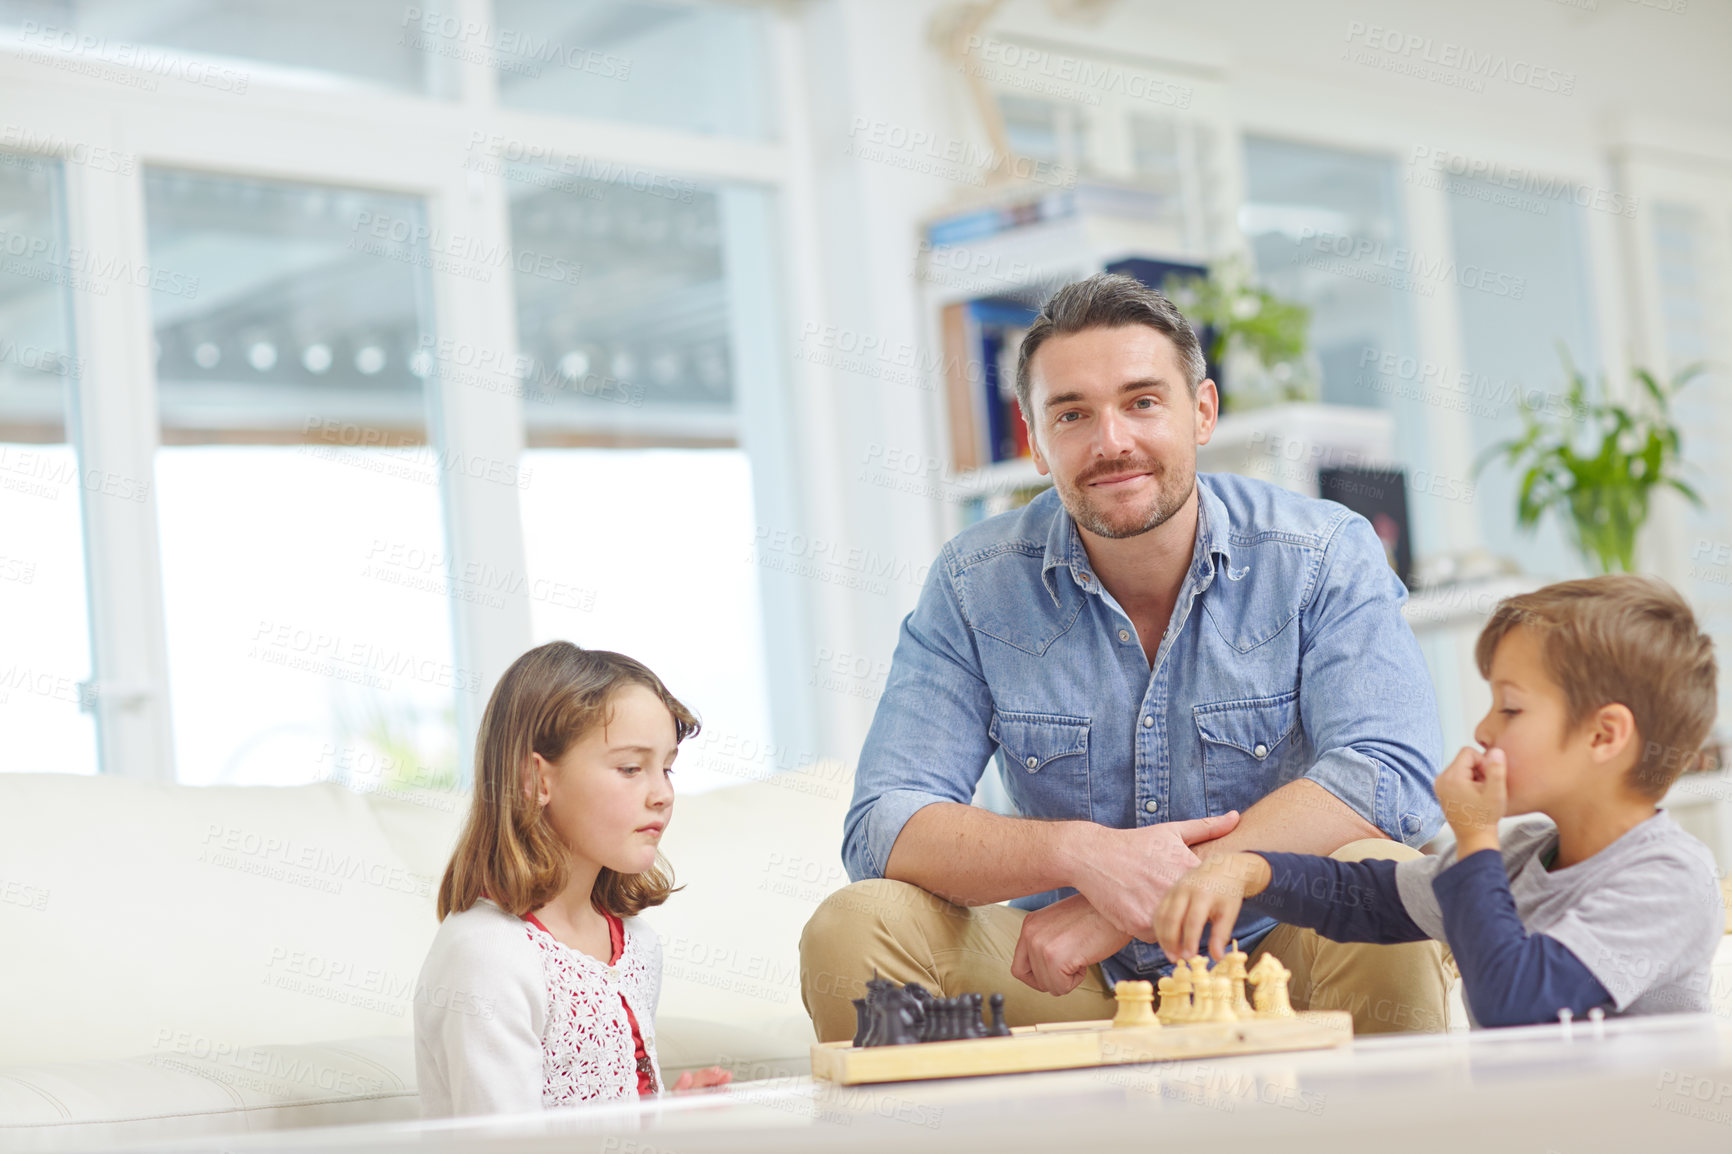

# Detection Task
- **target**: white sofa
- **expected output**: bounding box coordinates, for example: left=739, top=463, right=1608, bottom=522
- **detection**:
left=0, top=761, right=854, bottom=1150
left=4, top=766, right=1729, bottom=1150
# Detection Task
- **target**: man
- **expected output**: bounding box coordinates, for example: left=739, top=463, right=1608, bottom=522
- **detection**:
left=799, top=273, right=1450, bottom=1040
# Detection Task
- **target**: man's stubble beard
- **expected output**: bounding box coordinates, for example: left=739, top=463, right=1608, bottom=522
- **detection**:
left=1055, top=456, right=1197, bottom=540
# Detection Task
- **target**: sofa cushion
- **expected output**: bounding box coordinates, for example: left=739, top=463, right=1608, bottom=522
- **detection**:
left=0, top=775, right=443, bottom=1066
left=639, top=761, right=854, bottom=1051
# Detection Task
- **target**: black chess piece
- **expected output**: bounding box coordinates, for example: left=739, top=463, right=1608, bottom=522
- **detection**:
left=860, top=975, right=900, bottom=1048
left=851, top=998, right=869, bottom=1047
left=964, top=993, right=987, bottom=1038
left=987, top=992, right=1011, bottom=1037
left=903, top=982, right=934, bottom=1039
left=879, top=987, right=921, bottom=1046
left=862, top=982, right=923, bottom=1047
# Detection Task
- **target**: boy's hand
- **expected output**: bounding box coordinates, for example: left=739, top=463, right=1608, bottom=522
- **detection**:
left=1434, top=745, right=1506, bottom=855
left=1152, top=852, right=1272, bottom=963
left=673, top=1066, right=732, bottom=1091
left=1068, top=811, right=1242, bottom=940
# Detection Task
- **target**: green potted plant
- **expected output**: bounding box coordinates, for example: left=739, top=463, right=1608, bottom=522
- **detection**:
left=1477, top=348, right=1705, bottom=575
left=1164, top=259, right=1314, bottom=412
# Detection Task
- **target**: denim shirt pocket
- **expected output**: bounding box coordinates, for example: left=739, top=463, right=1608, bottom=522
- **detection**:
left=988, top=710, right=1091, bottom=821
left=1193, top=689, right=1300, bottom=817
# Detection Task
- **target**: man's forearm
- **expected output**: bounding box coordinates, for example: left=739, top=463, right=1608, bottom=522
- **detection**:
left=1195, top=778, right=1384, bottom=862
left=879, top=780, right=1379, bottom=911
left=881, top=802, right=1092, bottom=906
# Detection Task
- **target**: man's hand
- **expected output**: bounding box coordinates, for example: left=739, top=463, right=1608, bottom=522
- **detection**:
left=673, top=1066, right=733, bottom=1091
left=1435, top=745, right=1506, bottom=856
left=1010, top=894, right=1132, bottom=996
left=1152, top=852, right=1272, bottom=962
left=1066, top=811, right=1241, bottom=939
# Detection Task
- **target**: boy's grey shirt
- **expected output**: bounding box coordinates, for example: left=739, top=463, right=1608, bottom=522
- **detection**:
left=1396, top=811, right=1724, bottom=1018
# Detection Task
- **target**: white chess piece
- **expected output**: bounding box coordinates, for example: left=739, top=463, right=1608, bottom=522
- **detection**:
left=1247, top=953, right=1295, bottom=1018
left=1166, top=965, right=1195, bottom=1023
left=1112, top=980, right=1159, bottom=1029
left=1222, top=942, right=1254, bottom=1017
left=1156, top=975, right=1183, bottom=1025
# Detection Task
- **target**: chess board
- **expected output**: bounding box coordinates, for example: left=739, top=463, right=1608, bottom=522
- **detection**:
left=810, top=1011, right=1353, bottom=1086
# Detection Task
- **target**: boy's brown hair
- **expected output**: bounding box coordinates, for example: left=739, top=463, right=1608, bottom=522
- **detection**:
left=1475, top=575, right=1717, bottom=797
left=437, top=641, right=698, bottom=922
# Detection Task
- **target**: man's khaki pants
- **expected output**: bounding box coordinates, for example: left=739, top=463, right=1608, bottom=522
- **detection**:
left=799, top=839, right=1452, bottom=1042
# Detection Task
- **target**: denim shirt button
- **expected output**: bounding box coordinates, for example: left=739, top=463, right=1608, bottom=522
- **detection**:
left=1144, top=800, right=1158, bottom=814
left=1118, top=629, right=1130, bottom=643
left=1141, top=715, right=1154, bottom=728
left=1025, top=755, right=1038, bottom=770
left=1253, top=743, right=1268, bottom=758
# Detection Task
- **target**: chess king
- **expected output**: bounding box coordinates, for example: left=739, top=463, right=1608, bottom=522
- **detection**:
left=799, top=273, right=1452, bottom=1041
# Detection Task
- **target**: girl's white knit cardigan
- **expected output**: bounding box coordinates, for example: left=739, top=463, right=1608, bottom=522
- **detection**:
left=414, top=898, right=663, bottom=1116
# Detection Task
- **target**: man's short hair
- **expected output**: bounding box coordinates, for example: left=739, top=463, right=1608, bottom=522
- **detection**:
left=1013, top=272, right=1208, bottom=419
left=1475, top=575, right=1718, bottom=798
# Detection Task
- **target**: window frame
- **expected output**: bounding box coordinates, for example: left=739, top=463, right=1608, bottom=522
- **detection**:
left=0, top=0, right=818, bottom=784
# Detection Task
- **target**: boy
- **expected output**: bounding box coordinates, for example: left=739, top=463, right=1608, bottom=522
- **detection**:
left=1156, top=575, right=1724, bottom=1027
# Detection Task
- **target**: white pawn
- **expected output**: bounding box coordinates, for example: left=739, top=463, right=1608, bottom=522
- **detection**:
left=1156, top=974, right=1184, bottom=1025
left=1112, top=980, right=1159, bottom=1029
left=1164, top=965, right=1195, bottom=1023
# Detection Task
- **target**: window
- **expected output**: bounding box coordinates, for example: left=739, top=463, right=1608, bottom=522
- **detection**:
left=507, top=165, right=781, bottom=792
left=4, top=0, right=803, bottom=789
left=1, top=0, right=435, bottom=94
left=143, top=170, right=463, bottom=789
left=1242, top=137, right=1484, bottom=562
left=997, top=94, right=1086, bottom=175
left=491, top=0, right=774, bottom=139
left=1241, top=136, right=1420, bottom=408
left=0, top=153, right=97, bottom=773
left=1446, top=173, right=1600, bottom=579
left=518, top=449, right=773, bottom=795
left=508, top=170, right=737, bottom=442
left=1654, top=203, right=1732, bottom=725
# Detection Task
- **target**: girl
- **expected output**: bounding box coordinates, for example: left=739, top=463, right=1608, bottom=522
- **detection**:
left=414, top=641, right=731, bottom=1116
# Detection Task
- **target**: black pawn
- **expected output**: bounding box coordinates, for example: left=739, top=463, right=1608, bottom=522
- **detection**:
left=927, top=998, right=947, bottom=1041
left=965, top=993, right=987, bottom=1038
left=987, top=992, right=1011, bottom=1037
left=941, top=997, right=961, bottom=1041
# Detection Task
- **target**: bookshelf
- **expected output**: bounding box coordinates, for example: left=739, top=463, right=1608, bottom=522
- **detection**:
left=918, top=183, right=1397, bottom=534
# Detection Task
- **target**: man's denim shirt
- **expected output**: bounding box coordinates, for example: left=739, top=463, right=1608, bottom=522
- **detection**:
left=842, top=473, right=1444, bottom=984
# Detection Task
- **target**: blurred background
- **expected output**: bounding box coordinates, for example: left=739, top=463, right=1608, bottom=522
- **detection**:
left=1, top=0, right=1729, bottom=842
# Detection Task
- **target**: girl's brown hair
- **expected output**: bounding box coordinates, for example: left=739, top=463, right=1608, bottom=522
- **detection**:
left=437, top=641, right=699, bottom=921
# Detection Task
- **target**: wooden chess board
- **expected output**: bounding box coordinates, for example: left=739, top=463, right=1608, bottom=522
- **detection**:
left=810, top=1011, right=1353, bottom=1086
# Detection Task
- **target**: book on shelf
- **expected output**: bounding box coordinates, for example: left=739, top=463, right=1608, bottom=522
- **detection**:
left=940, top=296, right=1038, bottom=473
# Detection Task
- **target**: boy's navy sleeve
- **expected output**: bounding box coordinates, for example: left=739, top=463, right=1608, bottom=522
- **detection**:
left=1244, top=852, right=1429, bottom=944
left=1433, top=849, right=1613, bottom=1027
